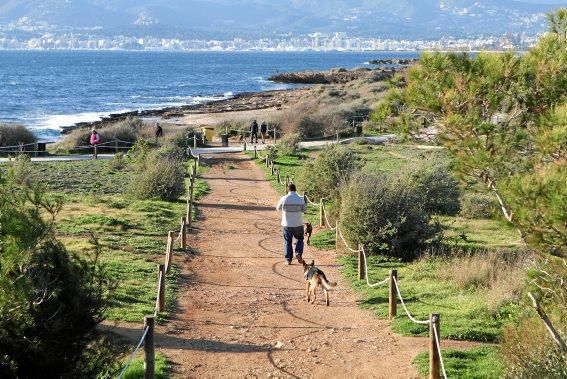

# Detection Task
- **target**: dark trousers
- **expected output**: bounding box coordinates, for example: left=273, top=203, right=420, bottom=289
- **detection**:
left=250, top=132, right=258, bottom=143
left=283, top=226, right=304, bottom=261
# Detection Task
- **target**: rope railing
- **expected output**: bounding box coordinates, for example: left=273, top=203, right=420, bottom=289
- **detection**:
left=432, top=321, right=448, bottom=379
left=392, top=276, right=431, bottom=325
left=360, top=246, right=390, bottom=288
left=117, top=325, right=150, bottom=379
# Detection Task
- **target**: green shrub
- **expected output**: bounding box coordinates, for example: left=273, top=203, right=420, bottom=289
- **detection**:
left=276, top=133, right=300, bottom=156
left=300, top=144, right=359, bottom=201
left=339, top=172, right=442, bottom=260
left=460, top=192, right=499, bottom=219
left=406, top=153, right=460, bottom=215
left=0, top=177, right=117, bottom=377
left=128, top=147, right=186, bottom=201
left=107, top=153, right=127, bottom=171
left=0, top=124, right=36, bottom=149
left=7, top=154, right=34, bottom=186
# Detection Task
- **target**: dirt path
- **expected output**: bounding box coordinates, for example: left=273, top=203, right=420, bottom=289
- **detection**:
left=158, top=153, right=431, bottom=378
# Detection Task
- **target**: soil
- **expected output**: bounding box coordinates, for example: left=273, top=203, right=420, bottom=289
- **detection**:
left=149, top=153, right=473, bottom=378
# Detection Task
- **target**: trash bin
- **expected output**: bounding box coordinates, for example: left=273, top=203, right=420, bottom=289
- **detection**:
left=354, top=125, right=363, bottom=136
left=221, top=134, right=229, bottom=147
left=37, top=142, right=46, bottom=156
left=202, top=127, right=215, bottom=143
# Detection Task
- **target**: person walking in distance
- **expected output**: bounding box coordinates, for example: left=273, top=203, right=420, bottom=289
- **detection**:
left=276, top=183, right=307, bottom=265
left=250, top=119, right=259, bottom=144
left=260, top=121, right=268, bottom=144
left=155, top=121, right=163, bottom=143
left=90, top=129, right=100, bottom=159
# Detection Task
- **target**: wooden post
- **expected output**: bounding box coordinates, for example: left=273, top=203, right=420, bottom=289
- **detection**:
left=319, top=198, right=325, bottom=227
left=93, top=144, right=98, bottom=159
left=285, top=175, right=289, bottom=189
left=254, top=145, right=257, bottom=159
left=270, top=161, right=275, bottom=175
left=389, top=269, right=398, bottom=319
left=335, top=222, right=339, bottom=250
left=197, top=154, right=201, bottom=167
left=144, top=315, right=155, bottom=379
left=358, top=245, right=365, bottom=280
left=193, top=135, right=197, bottom=149
left=192, top=160, right=197, bottom=179
left=336, top=131, right=339, bottom=144
left=265, top=156, right=269, bottom=167
left=276, top=169, right=281, bottom=184
left=429, top=314, right=441, bottom=379
left=157, top=264, right=165, bottom=312
left=243, top=140, right=247, bottom=151
left=180, top=218, right=186, bottom=250
left=273, top=128, right=276, bottom=142
left=186, top=182, right=193, bottom=226
left=115, top=139, right=118, bottom=153
left=165, top=231, right=174, bottom=273
left=34, top=142, right=38, bottom=157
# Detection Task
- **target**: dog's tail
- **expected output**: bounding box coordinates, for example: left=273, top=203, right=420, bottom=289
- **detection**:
left=320, top=274, right=337, bottom=289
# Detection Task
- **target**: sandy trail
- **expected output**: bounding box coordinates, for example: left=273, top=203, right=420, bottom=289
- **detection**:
left=158, top=153, right=434, bottom=378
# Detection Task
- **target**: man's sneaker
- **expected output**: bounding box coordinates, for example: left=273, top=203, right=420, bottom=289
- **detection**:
left=285, top=259, right=292, bottom=265
left=296, top=256, right=304, bottom=264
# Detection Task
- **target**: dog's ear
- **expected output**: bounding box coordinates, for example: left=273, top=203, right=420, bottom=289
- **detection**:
left=310, top=260, right=314, bottom=266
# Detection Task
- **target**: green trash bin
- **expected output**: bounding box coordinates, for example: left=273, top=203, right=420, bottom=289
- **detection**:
left=221, top=134, right=229, bottom=147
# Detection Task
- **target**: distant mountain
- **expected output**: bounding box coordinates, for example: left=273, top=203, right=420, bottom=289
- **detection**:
left=0, top=0, right=561, bottom=39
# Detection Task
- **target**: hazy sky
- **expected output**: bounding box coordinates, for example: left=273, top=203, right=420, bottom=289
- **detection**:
left=520, top=0, right=566, bottom=3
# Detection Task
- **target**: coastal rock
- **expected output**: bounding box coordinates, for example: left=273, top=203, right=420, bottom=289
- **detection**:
left=268, top=67, right=399, bottom=84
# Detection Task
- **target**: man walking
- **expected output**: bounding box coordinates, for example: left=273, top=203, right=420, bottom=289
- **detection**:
left=276, top=183, right=307, bottom=265
left=260, top=121, right=268, bottom=144
left=250, top=119, right=259, bottom=144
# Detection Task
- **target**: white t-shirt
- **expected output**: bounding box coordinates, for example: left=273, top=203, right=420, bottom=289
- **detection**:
left=276, top=191, right=307, bottom=227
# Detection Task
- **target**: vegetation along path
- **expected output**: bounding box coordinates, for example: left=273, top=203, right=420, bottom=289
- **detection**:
left=158, top=152, right=470, bottom=378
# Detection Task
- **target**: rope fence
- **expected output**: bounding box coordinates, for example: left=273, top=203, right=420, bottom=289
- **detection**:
left=116, top=155, right=199, bottom=379
left=259, top=154, right=448, bottom=378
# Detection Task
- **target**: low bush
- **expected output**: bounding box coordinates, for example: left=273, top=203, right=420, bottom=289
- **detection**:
left=0, top=124, right=36, bottom=148
left=128, top=146, right=186, bottom=200
left=406, top=153, right=461, bottom=215
left=460, top=192, right=499, bottom=219
left=107, top=153, right=127, bottom=171
left=300, top=144, right=359, bottom=201
left=6, top=154, right=34, bottom=187
left=339, top=171, right=442, bottom=260
left=276, top=133, right=300, bottom=156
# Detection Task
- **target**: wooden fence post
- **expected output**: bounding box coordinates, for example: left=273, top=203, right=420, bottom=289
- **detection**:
left=197, top=154, right=201, bottom=167
left=265, top=156, right=269, bottom=167
left=319, top=198, right=325, bottom=227
left=186, top=183, right=193, bottom=226
left=165, top=231, right=174, bottom=273
left=243, top=140, right=247, bottom=151
left=335, top=222, right=339, bottom=250
left=180, top=218, right=187, bottom=250
left=192, top=160, right=197, bottom=179
left=157, top=264, right=166, bottom=312
left=193, top=135, right=197, bottom=149
left=285, top=175, right=289, bottom=190
left=144, top=315, right=155, bottom=379
left=429, top=313, right=441, bottom=379
left=389, top=269, right=398, bottom=319
left=115, top=139, right=119, bottom=153
left=336, top=131, right=339, bottom=144
left=358, top=245, right=365, bottom=280
left=270, top=161, right=275, bottom=175
left=94, top=144, right=98, bottom=159
left=276, top=169, right=281, bottom=184
left=254, top=145, right=257, bottom=159
left=34, top=142, right=38, bottom=157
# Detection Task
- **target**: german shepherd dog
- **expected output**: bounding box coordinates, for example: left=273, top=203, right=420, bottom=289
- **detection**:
left=304, top=222, right=313, bottom=245
left=303, top=260, right=337, bottom=306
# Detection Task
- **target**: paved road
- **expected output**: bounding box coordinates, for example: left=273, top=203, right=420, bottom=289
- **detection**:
left=0, top=135, right=399, bottom=162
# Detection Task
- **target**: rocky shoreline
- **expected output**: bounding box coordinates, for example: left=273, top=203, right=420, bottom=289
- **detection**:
left=59, top=88, right=304, bottom=134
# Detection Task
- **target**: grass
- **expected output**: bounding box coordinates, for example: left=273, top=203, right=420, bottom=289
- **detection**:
left=1, top=158, right=208, bottom=323
left=122, top=353, right=169, bottom=379
left=413, top=346, right=504, bottom=378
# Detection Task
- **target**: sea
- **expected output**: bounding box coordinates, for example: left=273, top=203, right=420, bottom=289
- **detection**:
left=0, top=50, right=419, bottom=140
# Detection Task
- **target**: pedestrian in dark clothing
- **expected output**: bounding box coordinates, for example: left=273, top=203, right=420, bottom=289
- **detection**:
left=260, top=121, right=268, bottom=144
left=155, top=122, right=163, bottom=142
left=250, top=119, right=259, bottom=144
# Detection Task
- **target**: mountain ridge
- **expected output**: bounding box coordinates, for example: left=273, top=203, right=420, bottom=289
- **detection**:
left=0, top=0, right=561, bottom=39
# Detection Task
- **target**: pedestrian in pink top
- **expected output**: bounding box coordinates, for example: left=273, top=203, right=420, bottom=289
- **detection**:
left=90, top=129, right=100, bottom=145
left=90, top=129, right=100, bottom=159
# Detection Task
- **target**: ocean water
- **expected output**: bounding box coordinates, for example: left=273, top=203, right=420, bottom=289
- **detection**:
left=0, top=50, right=419, bottom=140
